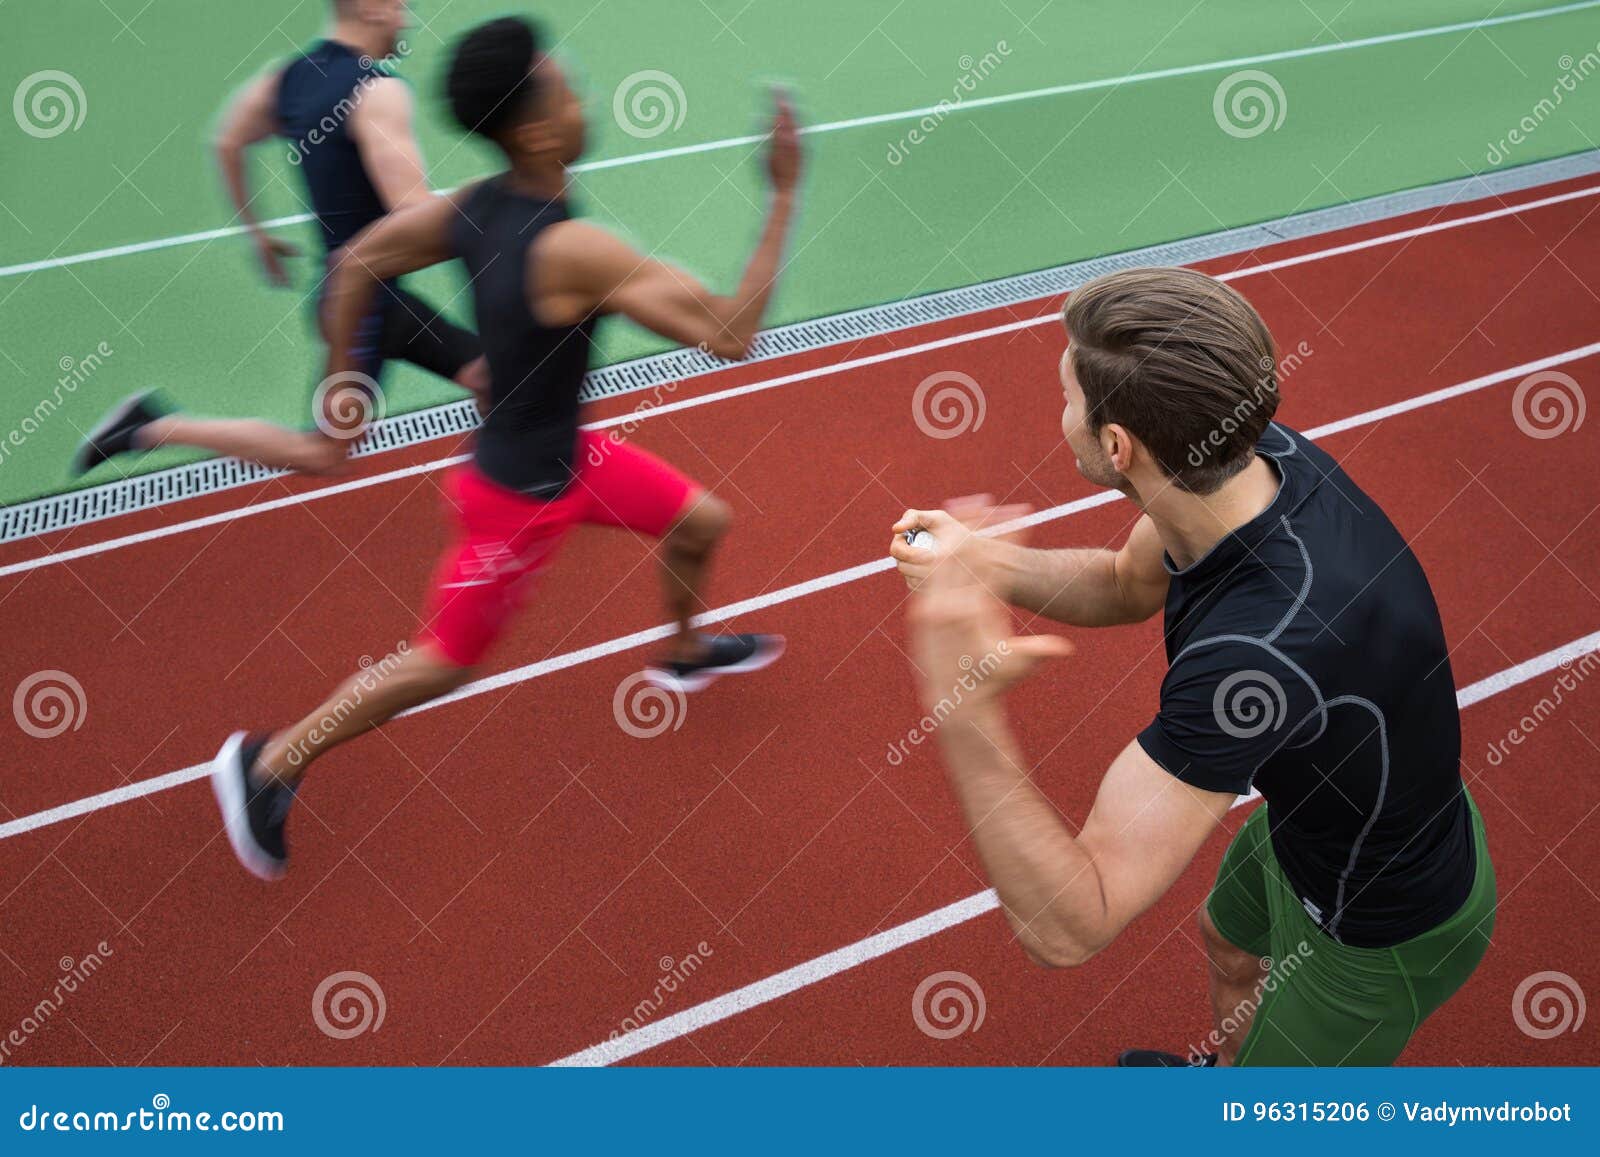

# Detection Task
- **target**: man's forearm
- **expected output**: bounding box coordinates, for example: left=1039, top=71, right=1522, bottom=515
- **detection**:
left=216, top=144, right=266, bottom=232
left=994, top=541, right=1133, bottom=627
left=938, top=703, right=1113, bottom=966
left=321, top=252, right=383, bottom=378
left=717, top=190, right=795, bottom=354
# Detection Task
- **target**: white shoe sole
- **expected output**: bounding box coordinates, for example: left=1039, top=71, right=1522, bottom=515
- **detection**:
left=209, top=732, right=285, bottom=882
left=645, top=635, right=787, bottom=693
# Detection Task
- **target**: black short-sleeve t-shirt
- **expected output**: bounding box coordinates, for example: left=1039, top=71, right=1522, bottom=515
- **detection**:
left=1137, top=424, right=1475, bottom=948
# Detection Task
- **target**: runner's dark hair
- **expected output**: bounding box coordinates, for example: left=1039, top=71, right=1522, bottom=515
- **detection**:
left=446, top=16, right=544, bottom=140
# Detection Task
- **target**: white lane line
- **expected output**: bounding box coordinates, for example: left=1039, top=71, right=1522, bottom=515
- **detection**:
left=3, top=0, right=1595, bottom=280
left=6, top=179, right=1599, bottom=580
left=4, top=343, right=1598, bottom=843
left=548, top=626, right=1600, bottom=1067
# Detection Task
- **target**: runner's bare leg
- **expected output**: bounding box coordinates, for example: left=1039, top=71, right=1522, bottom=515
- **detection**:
left=253, top=643, right=473, bottom=784
left=1200, top=907, right=1270, bottom=1065
left=659, top=491, right=732, bottom=662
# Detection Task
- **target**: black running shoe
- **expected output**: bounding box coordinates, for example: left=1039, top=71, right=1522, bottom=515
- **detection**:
left=647, top=633, right=786, bottom=693
left=210, top=732, right=296, bottom=881
left=71, top=390, right=168, bottom=476
left=1116, top=1048, right=1217, bottom=1068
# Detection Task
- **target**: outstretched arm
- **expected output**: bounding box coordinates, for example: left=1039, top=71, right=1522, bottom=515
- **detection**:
left=215, top=70, right=298, bottom=286
left=535, top=92, right=801, bottom=359
left=892, top=506, right=1170, bottom=627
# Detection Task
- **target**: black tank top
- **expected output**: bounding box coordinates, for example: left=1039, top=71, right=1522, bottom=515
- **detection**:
left=276, top=40, right=390, bottom=252
left=452, top=178, right=597, bottom=497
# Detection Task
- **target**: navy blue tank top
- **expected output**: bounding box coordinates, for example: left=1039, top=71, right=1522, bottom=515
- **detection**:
left=276, top=40, right=390, bottom=252
left=452, top=178, right=597, bottom=497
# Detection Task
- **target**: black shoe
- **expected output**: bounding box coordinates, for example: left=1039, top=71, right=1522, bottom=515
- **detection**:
left=647, top=633, right=786, bottom=693
left=1117, top=1048, right=1218, bottom=1067
left=210, top=731, right=296, bottom=881
left=71, top=390, right=168, bottom=476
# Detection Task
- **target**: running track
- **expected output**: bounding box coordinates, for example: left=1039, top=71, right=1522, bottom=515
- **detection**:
left=1, top=174, right=1597, bottom=1067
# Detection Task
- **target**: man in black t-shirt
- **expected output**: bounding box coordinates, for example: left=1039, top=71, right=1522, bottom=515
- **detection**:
left=891, top=267, right=1494, bottom=1066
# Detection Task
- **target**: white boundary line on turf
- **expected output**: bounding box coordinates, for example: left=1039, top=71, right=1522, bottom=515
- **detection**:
left=5, top=178, right=1600, bottom=581
left=3, top=0, right=1595, bottom=280
left=4, top=338, right=1600, bottom=843
left=543, top=629, right=1600, bottom=1068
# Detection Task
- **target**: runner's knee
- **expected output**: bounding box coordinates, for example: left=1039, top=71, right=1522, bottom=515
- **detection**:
left=669, top=491, right=731, bottom=551
left=394, top=649, right=476, bottom=701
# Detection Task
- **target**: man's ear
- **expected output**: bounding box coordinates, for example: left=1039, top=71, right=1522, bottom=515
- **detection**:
left=1101, top=422, right=1137, bottom=473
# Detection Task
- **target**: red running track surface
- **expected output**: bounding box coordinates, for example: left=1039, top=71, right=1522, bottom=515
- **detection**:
left=1, top=174, right=1598, bottom=1067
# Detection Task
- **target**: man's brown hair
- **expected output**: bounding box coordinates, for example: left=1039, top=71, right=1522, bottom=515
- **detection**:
left=1063, top=267, right=1279, bottom=494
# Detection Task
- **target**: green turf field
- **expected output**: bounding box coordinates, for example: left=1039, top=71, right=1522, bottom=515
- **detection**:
left=4, top=0, right=1600, bottom=506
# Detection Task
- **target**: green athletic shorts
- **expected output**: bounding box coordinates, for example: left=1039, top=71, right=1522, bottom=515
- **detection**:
left=1206, top=792, right=1495, bottom=1066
